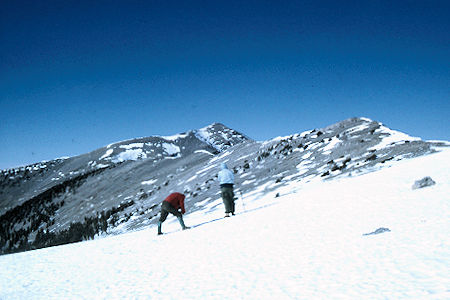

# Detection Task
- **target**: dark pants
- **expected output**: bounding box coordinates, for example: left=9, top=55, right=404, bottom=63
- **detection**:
left=221, top=186, right=235, bottom=213
left=159, top=201, right=181, bottom=223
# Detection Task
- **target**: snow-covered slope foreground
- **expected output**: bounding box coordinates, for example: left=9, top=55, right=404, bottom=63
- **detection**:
left=1, top=148, right=449, bottom=299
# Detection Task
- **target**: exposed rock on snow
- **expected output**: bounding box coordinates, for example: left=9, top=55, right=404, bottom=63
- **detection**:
left=363, top=227, right=391, bottom=236
left=412, top=176, right=436, bottom=190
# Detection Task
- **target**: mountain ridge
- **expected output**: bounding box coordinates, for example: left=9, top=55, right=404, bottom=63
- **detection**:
left=1, top=117, right=448, bottom=255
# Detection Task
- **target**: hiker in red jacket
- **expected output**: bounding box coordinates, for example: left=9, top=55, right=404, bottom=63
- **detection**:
left=157, top=192, right=190, bottom=235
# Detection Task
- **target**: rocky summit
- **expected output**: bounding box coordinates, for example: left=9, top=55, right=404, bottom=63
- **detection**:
left=0, top=117, right=448, bottom=254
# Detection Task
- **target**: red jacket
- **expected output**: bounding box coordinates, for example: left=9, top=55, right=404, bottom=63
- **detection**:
left=164, top=192, right=186, bottom=214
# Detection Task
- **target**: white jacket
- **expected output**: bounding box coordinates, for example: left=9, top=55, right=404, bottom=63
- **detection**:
left=218, top=163, right=234, bottom=185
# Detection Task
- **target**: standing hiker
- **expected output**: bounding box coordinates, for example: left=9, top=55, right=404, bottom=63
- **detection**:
left=218, top=163, right=235, bottom=217
left=157, top=192, right=189, bottom=235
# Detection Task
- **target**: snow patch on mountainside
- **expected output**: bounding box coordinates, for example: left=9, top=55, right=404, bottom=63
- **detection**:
left=370, top=126, right=421, bottom=150
left=322, top=136, right=341, bottom=153
left=195, top=127, right=220, bottom=149
left=119, top=143, right=144, bottom=150
left=194, top=150, right=214, bottom=156
left=159, top=133, right=189, bottom=141
left=100, top=149, right=114, bottom=160
left=141, top=179, right=157, bottom=185
left=162, top=143, right=180, bottom=156
left=112, top=149, right=147, bottom=163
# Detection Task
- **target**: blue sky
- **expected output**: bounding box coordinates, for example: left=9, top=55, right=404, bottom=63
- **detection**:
left=1, top=0, right=449, bottom=170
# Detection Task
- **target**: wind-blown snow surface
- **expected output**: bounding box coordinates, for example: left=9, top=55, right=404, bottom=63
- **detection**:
left=1, top=149, right=449, bottom=299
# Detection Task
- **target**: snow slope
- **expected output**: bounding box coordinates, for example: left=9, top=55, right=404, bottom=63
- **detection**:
left=1, top=149, right=449, bottom=299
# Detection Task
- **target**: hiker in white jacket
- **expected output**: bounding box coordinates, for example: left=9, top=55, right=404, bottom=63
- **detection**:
left=218, top=163, right=235, bottom=217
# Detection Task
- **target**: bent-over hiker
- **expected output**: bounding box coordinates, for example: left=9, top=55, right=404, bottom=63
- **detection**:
left=218, top=163, right=235, bottom=217
left=157, top=192, right=189, bottom=235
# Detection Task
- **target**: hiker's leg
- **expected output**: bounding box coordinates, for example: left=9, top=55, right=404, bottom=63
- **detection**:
left=177, top=215, right=188, bottom=230
left=221, top=187, right=232, bottom=213
left=157, top=221, right=163, bottom=235
left=158, top=204, right=170, bottom=235
left=159, top=208, right=169, bottom=223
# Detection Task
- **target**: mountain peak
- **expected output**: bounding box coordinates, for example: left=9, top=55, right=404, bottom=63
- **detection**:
left=194, top=123, right=250, bottom=152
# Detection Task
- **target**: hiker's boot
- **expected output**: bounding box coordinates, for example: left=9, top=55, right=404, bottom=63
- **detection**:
left=224, top=213, right=230, bottom=218
left=157, top=221, right=163, bottom=235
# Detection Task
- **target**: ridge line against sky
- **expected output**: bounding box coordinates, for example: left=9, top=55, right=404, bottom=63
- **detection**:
left=1, top=0, right=449, bottom=169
